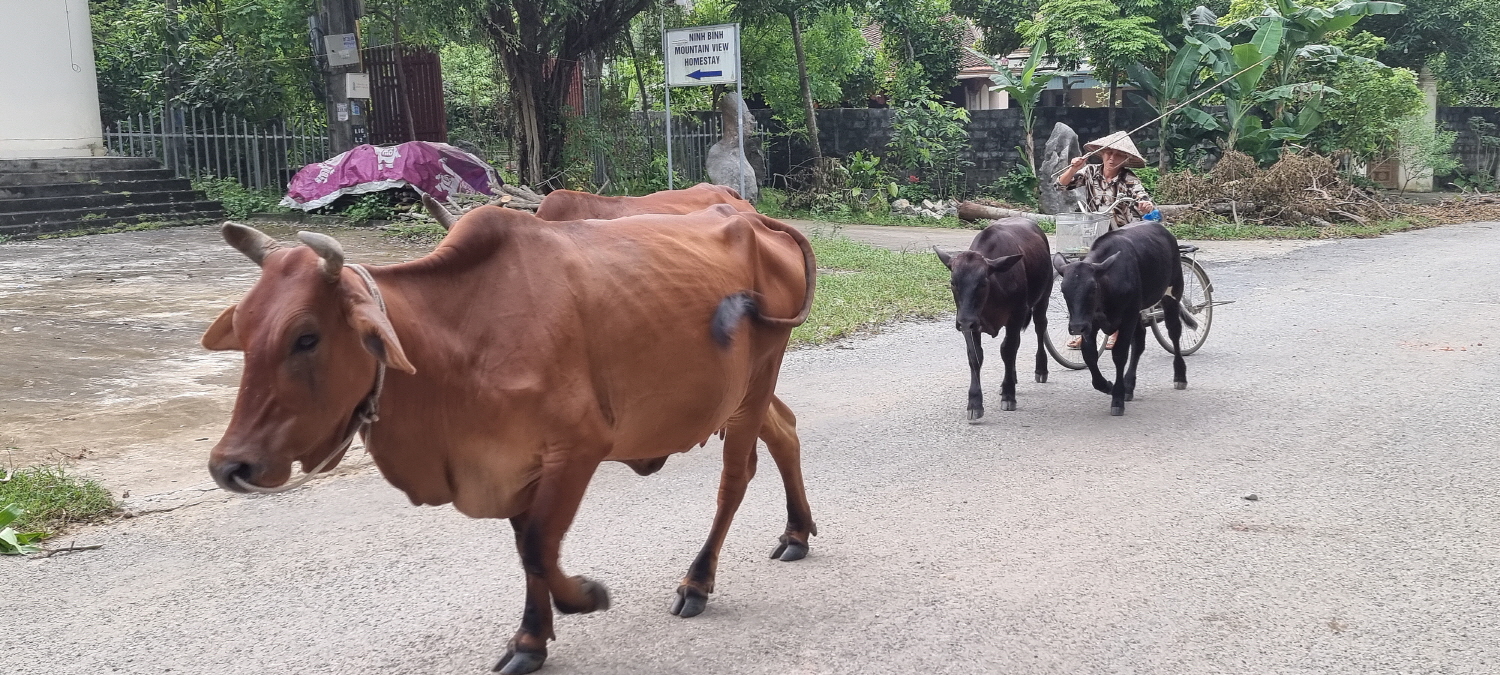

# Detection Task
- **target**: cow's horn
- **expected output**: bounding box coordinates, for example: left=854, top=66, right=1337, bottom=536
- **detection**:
left=221, top=221, right=280, bottom=266
left=297, top=231, right=345, bottom=281
left=421, top=194, right=457, bottom=230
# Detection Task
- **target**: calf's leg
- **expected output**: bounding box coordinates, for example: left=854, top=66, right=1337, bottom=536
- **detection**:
left=1162, top=295, right=1189, bottom=389
left=1081, top=331, right=1113, bottom=394
left=761, top=395, right=816, bottom=562
left=674, top=377, right=777, bottom=618
left=1124, top=322, right=1147, bottom=401
left=494, top=513, right=555, bottom=675
left=964, top=330, right=985, bottom=420
left=1109, top=318, right=1137, bottom=416
left=998, top=324, right=1022, bottom=411
left=1031, top=299, right=1049, bottom=384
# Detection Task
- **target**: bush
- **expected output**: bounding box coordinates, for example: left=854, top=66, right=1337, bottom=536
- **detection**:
left=340, top=192, right=397, bottom=222
left=886, top=98, right=972, bottom=200
left=193, top=177, right=288, bottom=219
left=984, top=166, right=1039, bottom=208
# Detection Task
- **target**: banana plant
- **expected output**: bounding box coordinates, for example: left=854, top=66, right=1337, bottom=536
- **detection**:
left=1126, top=40, right=1216, bottom=172
left=972, top=38, right=1065, bottom=173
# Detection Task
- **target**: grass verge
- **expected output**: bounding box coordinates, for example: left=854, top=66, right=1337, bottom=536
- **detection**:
left=1166, top=217, right=1433, bottom=240
left=758, top=189, right=979, bottom=231
left=0, top=466, right=116, bottom=537
left=33, top=221, right=172, bottom=240
left=380, top=222, right=448, bottom=244
left=792, top=236, right=950, bottom=346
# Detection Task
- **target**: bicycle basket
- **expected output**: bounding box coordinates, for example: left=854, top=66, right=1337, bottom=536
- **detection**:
left=1053, top=213, right=1111, bottom=254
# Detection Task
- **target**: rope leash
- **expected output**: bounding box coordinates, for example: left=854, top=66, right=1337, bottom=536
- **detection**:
left=234, top=264, right=388, bottom=494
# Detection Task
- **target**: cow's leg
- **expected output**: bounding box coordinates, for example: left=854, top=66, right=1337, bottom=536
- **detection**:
left=1162, top=294, right=1189, bottom=389
left=761, top=395, right=816, bottom=562
left=1032, top=297, right=1049, bottom=384
left=673, top=379, right=776, bottom=618
left=964, top=330, right=985, bottom=420
left=998, top=324, right=1022, bottom=411
left=1124, top=322, right=1147, bottom=401
left=1109, top=318, right=1136, bottom=416
left=1080, top=330, right=1113, bottom=394
left=494, top=513, right=554, bottom=675
left=521, top=449, right=611, bottom=617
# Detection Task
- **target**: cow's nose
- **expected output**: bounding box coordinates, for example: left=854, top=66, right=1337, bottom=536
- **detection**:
left=1068, top=324, right=1088, bottom=336
left=211, top=460, right=256, bottom=493
left=956, top=319, right=979, bottom=332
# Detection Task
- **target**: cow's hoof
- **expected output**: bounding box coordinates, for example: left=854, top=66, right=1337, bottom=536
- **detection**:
left=1110, top=406, right=1124, bottom=416
left=1125, top=392, right=1134, bottom=401
left=1001, top=400, right=1017, bottom=412
left=1035, top=372, right=1048, bottom=383
left=671, top=585, right=709, bottom=618
left=1175, top=381, right=1187, bottom=390
left=967, top=408, right=983, bottom=423
left=771, top=536, right=809, bottom=561
left=494, top=643, right=546, bottom=674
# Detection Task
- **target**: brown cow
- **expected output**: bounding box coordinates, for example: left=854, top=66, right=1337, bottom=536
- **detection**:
left=535, top=182, right=753, bottom=221
left=202, top=205, right=815, bottom=674
left=526, top=191, right=817, bottom=569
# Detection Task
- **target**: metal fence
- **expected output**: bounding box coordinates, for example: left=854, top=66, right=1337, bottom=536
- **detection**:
left=103, top=107, right=329, bottom=190
left=644, top=111, right=769, bottom=185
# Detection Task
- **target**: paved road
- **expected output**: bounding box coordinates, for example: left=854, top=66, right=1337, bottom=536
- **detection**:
left=5, top=222, right=1500, bottom=674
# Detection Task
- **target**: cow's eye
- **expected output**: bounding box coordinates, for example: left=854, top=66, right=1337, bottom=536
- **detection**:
left=293, top=333, right=319, bottom=352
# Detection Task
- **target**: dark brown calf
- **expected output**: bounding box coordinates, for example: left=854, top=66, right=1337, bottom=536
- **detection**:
left=935, top=217, right=1054, bottom=419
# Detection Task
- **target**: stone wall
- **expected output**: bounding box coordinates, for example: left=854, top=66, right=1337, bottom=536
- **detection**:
left=751, top=106, right=1159, bottom=189
left=1439, top=107, right=1500, bottom=178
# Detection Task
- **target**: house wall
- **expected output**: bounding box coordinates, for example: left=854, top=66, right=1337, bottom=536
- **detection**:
left=1439, top=107, right=1500, bottom=180
left=0, top=0, right=105, bottom=158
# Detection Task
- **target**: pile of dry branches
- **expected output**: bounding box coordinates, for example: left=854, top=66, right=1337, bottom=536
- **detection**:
left=395, top=184, right=543, bottom=225
left=1158, top=151, right=1395, bottom=226
left=1399, top=193, right=1500, bottom=224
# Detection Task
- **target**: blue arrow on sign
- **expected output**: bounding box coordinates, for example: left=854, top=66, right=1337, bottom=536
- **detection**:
left=688, top=69, right=723, bottom=79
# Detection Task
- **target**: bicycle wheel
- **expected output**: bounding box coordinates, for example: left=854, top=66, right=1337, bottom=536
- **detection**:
left=1042, top=274, right=1087, bottom=370
left=1153, top=256, right=1213, bottom=355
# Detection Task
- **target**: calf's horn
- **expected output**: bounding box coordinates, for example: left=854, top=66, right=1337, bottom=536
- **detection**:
left=297, top=231, right=345, bottom=281
left=421, top=194, right=457, bottom=230
left=221, top=221, right=280, bottom=266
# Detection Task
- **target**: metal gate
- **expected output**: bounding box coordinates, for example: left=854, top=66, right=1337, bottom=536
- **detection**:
left=362, top=45, right=447, bottom=145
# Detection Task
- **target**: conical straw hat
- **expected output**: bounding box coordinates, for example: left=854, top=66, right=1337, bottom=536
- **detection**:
left=1084, top=131, right=1147, bottom=168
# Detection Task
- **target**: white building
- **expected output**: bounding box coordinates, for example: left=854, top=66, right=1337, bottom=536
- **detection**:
left=0, top=0, right=105, bottom=159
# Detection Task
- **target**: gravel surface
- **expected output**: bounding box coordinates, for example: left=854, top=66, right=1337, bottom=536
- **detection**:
left=4, top=221, right=1498, bottom=674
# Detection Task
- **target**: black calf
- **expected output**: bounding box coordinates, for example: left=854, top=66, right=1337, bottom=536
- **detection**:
left=1052, top=222, right=1198, bottom=416
left=935, top=217, right=1054, bottom=420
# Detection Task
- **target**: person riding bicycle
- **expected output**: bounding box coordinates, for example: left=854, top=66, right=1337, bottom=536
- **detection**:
left=1055, top=131, right=1158, bottom=349
left=1054, top=131, right=1157, bottom=229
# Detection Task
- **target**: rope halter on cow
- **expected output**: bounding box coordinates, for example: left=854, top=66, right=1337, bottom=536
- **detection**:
left=232, top=249, right=390, bottom=494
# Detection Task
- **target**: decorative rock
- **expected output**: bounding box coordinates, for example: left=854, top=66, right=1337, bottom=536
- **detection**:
left=922, top=199, right=939, bottom=211
left=706, top=92, right=761, bottom=202
left=1040, top=122, right=1083, bottom=215
left=891, top=198, right=911, bottom=211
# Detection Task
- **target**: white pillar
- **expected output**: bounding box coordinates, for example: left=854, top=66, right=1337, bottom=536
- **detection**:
left=0, top=0, right=105, bottom=158
left=1400, top=66, right=1440, bottom=193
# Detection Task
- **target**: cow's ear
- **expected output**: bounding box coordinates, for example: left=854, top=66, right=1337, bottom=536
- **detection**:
left=1051, top=253, right=1070, bottom=276
left=350, top=302, right=416, bottom=374
left=934, top=246, right=954, bottom=269
left=1093, top=252, right=1121, bottom=271
left=986, top=254, right=1023, bottom=274
left=202, top=305, right=242, bottom=351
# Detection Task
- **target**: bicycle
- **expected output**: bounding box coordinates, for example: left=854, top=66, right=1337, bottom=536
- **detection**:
left=1039, top=199, right=1226, bottom=370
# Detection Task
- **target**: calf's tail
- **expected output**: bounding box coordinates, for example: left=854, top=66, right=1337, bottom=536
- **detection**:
left=1177, top=302, right=1200, bottom=330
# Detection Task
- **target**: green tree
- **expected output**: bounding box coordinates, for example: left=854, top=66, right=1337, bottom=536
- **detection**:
left=1391, top=114, right=1458, bottom=194
left=1360, top=0, right=1500, bottom=105
left=872, top=0, right=967, bottom=99
left=974, top=38, right=1064, bottom=172
left=1021, top=0, right=1168, bottom=131
left=1126, top=40, right=1218, bottom=171
left=738, top=9, right=874, bottom=129
left=951, top=0, right=1039, bottom=58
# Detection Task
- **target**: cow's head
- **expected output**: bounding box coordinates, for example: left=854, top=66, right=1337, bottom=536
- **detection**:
left=935, top=247, right=1022, bottom=333
left=203, top=223, right=414, bottom=493
left=1052, top=251, right=1120, bottom=336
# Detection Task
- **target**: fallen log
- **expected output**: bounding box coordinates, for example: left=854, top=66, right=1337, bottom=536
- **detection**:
left=958, top=201, right=1197, bottom=222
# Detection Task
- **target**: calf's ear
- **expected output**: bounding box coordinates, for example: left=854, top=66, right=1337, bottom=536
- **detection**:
left=1093, top=252, right=1121, bottom=271
left=350, top=302, right=416, bottom=374
left=1051, top=253, right=1070, bottom=276
left=933, top=246, right=954, bottom=269
left=202, top=305, right=242, bottom=351
left=986, top=254, right=1023, bottom=274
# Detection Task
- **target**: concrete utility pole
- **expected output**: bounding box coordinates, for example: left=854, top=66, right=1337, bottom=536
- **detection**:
left=318, top=0, right=366, bottom=154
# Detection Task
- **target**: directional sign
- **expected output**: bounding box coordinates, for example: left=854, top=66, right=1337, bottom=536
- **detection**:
left=664, top=24, right=739, bottom=87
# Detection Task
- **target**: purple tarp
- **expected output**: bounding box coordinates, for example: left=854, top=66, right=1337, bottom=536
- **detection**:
left=280, top=141, right=499, bottom=211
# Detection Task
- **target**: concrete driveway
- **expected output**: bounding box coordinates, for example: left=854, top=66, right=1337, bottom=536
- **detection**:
left=4, top=221, right=1498, bottom=675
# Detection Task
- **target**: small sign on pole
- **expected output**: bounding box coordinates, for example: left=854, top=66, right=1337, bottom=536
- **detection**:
left=661, top=23, right=744, bottom=194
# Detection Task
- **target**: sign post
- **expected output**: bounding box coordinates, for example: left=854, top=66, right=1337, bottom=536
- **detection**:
left=661, top=23, right=743, bottom=195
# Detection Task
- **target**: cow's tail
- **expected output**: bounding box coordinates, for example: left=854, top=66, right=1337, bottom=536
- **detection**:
left=711, top=216, right=817, bottom=346
left=1177, top=303, right=1201, bottom=331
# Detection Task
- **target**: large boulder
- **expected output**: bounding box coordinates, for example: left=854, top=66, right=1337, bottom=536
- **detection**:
left=707, top=92, right=762, bottom=202
left=1039, top=122, right=1083, bottom=215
